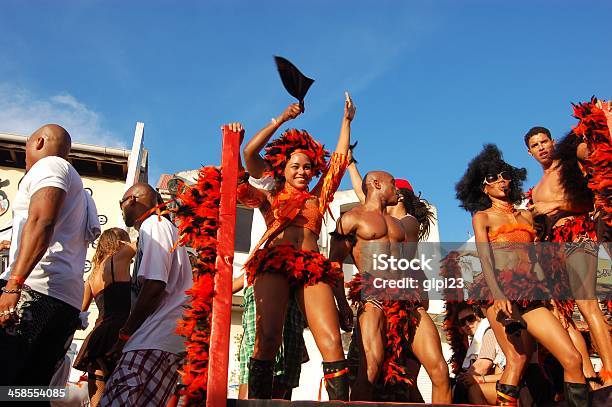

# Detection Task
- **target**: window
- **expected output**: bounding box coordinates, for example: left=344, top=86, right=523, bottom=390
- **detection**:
left=235, top=206, right=254, bottom=253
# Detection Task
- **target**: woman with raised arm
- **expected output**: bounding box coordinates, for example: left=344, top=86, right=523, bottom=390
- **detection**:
left=455, top=144, right=588, bottom=407
left=73, top=228, right=135, bottom=406
left=235, top=94, right=355, bottom=401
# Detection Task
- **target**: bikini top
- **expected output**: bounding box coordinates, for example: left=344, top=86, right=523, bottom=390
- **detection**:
left=237, top=153, right=349, bottom=256
left=488, top=223, right=536, bottom=243
left=262, top=184, right=323, bottom=235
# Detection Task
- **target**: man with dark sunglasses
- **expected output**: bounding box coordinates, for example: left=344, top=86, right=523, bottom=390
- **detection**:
left=100, top=183, right=192, bottom=406
left=453, top=305, right=503, bottom=405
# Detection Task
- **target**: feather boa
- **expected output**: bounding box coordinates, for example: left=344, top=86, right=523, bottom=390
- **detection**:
left=547, top=214, right=597, bottom=323
left=156, top=166, right=222, bottom=405
left=346, top=273, right=420, bottom=386
left=572, top=97, right=612, bottom=227
left=440, top=252, right=468, bottom=375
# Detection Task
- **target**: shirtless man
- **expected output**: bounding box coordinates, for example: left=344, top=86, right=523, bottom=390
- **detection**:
left=526, top=126, right=612, bottom=386
left=329, top=171, right=450, bottom=402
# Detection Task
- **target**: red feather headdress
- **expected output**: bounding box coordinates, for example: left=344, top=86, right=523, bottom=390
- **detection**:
left=263, top=128, right=329, bottom=180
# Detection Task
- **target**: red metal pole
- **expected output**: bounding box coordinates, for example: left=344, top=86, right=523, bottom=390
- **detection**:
left=206, top=126, right=239, bottom=406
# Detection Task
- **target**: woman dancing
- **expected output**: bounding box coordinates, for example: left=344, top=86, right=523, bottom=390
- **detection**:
left=73, top=228, right=135, bottom=406
left=236, top=94, right=355, bottom=400
left=455, top=144, right=588, bottom=406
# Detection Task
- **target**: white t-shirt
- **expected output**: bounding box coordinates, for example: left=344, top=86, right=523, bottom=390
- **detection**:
left=2, top=156, right=91, bottom=310
left=462, top=318, right=491, bottom=369
left=124, top=215, right=193, bottom=355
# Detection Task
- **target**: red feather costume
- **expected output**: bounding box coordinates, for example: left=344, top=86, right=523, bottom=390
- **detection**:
left=468, top=223, right=548, bottom=311
left=345, top=273, right=422, bottom=396
left=572, top=97, right=612, bottom=228
left=440, top=251, right=469, bottom=376
left=237, top=129, right=348, bottom=285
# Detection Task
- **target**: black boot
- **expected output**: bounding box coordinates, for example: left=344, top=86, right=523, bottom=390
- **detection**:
left=563, top=382, right=590, bottom=407
left=495, top=381, right=520, bottom=406
left=322, top=359, right=349, bottom=401
left=248, top=358, right=274, bottom=399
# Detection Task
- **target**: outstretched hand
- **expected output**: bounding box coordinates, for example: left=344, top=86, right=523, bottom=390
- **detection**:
left=278, top=103, right=302, bottom=123
left=344, top=91, right=356, bottom=121
left=223, top=122, right=245, bottom=145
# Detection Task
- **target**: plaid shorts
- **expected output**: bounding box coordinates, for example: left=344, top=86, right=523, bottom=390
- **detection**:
left=99, top=349, right=182, bottom=407
left=238, top=285, right=305, bottom=388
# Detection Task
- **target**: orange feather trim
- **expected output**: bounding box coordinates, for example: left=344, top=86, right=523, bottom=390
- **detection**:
left=572, top=97, right=612, bottom=227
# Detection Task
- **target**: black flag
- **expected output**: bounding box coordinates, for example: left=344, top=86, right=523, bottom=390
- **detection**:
left=274, top=56, right=314, bottom=112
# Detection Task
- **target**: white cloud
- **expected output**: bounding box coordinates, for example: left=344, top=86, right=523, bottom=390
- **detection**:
left=0, top=83, right=126, bottom=148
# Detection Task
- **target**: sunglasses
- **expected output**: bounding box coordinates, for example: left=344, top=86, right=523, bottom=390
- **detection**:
left=119, top=194, right=138, bottom=207
left=483, top=171, right=511, bottom=185
left=459, top=314, right=477, bottom=326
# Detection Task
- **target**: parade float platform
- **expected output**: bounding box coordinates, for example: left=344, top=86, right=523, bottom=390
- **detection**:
left=227, top=385, right=611, bottom=406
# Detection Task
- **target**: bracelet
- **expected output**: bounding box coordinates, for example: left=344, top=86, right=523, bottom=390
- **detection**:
left=271, top=117, right=279, bottom=126
left=482, top=375, right=487, bottom=383
left=1, top=286, right=22, bottom=294
left=8, top=275, right=25, bottom=286
left=118, top=332, right=131, bottom=341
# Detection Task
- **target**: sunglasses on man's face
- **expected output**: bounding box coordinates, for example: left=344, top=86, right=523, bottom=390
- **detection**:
left=119, top=194, right=138, bottom=207
left=459, top=314, right=477, bottom=326
left=483, top=171, right=511, bottom=185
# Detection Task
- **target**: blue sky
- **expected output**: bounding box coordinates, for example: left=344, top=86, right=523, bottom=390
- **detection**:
left=1, top=1, right=611, bottom=241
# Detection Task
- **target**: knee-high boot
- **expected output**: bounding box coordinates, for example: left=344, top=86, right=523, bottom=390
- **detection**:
left=248, top=358, right=274, bottom=399
left=322, top=359, right=349, bottom=401
left=563, top=382, right=590, bottom=407
left=495, top=381, right=520, bottom=406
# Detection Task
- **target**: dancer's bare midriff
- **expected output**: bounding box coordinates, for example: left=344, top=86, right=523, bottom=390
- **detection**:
left=268, top=225, right=320, bottom=252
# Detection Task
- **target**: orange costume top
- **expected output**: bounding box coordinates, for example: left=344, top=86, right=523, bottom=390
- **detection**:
left=488, top=223, right=536, bottom=244
left=487, top=221, right=536, bottom=278
left=237, top=152, right=349, bottom=256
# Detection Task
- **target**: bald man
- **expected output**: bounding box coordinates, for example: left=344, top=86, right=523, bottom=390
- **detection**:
left=329, top=171, right=450, bottom=402
left=100, top=183, right=192, bottom=407
left=0, top=124, right=100, bottom=386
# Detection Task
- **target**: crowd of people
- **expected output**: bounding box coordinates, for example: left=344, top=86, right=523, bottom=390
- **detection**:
left=0, top=94, right=609, bottom=407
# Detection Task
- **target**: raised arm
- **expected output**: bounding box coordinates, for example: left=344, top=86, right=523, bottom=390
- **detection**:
left=243, top=103, right=302, bottom=178
left=347, top=152, right=366, bottom=203
left=472, top=212, right=512, bottom=317
left=333, top=92, right=356, bottom=156
left=311, top=95, right=356, bottom=202
left=227, top=122, right=270, bottom=209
